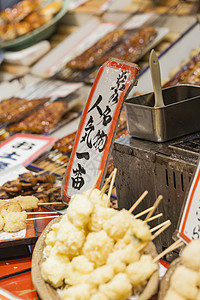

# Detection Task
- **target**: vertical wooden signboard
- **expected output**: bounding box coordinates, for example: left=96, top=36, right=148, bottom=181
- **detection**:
left=62, top=58, right=139, bottom=202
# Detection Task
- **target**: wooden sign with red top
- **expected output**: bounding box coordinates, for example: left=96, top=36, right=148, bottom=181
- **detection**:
left=62, top=58, right=139, bottom=202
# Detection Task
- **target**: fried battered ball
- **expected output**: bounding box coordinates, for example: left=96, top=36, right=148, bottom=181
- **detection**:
left=59, top=284, right=93, bottom=300
left=103, top=209, right=134, bottom=241
left=126, top=254, right=158, bottom=286
left=170, top=265, right=198, bottom=300
left=67, top=194, right=93, bottom=229
left=87, top=265, right=114, bottom=286
left=64, top=262, right=90, bottom=286
left=83, top=188, right=110, bottom=207
left=83, top=230, right=114, bottom=267
left=88, top=205, right=117, bottom=232
left=90, top=292, right=109, bottom=300
left=164, top=288, right=186, bottom=300
left=181, top=239, right=200, bottom=271
left=99, top=273, right=132, bottom=300
left=130, top=218, right=151, bottom=242
left=3, top=211, right=27, bottom=232
left=71, top=255, right=94, bottom=274
left=45, top=230, right=56, bottom=247
left=56, top=219, right=85, bottom=258
left=106, top=251, right=126, bottom=274
left=41, top=254, right=69, bottom=288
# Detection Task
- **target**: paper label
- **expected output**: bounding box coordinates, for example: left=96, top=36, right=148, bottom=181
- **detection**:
left=0, top=134, right=56, bottom=172
left=62, top=59, right=139, bottom=202
left=178, top=159, right=200, bottom=243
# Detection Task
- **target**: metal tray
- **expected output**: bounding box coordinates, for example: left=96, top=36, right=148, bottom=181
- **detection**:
left=125, top=84, right=200, bottom=142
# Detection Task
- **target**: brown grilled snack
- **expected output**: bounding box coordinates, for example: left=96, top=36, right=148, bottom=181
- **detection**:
left=53, top=131, right=77, bottom=153
left=95, top=27, right=157, bottom=66
left=0, top=0, right=62, bottom=41
left=163, top=51, right=200, bottom=88
left=9, top=101, right=69, bottom=133
left=67, top=29, right=126, bottom=69
left=0, top=97, right=48, bottom=124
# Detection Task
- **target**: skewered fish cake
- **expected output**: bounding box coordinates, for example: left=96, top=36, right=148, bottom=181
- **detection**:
left=83, top=188, right=110, bottom=208
left=59, top=283, right=93, bottom=300
left=181, top=239, right=200, bottom=271
left=126, top=254, right=158, bottom=286
left=3, top=211, right=27, bottom=233
left=0, top=202, right=22, bottom=218
left=88, top=205, right=117, bottom=232
left=87, top=265, right=114, bottom=286
left=99, top=273, right=132, bottom=300
left=12, top=195, right=39, bottom=210
left=83, top=230, right=114, bottom=267
left=67, top=194, right=93, bottom=229
left=164, top=289, right=186, bottom=300
left=170, top=265, right=198, bottom=300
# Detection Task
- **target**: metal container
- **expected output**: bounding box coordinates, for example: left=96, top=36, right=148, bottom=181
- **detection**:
left=125, top=84, right=200, bottom=142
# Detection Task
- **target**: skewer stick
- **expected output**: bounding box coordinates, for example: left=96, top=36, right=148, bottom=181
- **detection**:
left=137, top=220, right=171, bottom=252
left=150, top=220, right=170, bottom=233
left=88, top=170, right=102, bottom=198
left=145, top=195, right=163, bottom=221
left=38, top=202, right=64, bottom=205
left=100, top=171, right=114, bottom=195
left=134, top=207, right=154, bottom=219
left=107, top=168, right=117, bottom=199
left=151, top=220, right=171, bottom=240
left=153, top=239, right=184, bottom=263
left=26, top=211, right=58, bottom=215
left=145, top=213, right=163, bottom=223
left=27, top=215, right=60, bottom=221
left=129, top=190, right=148, bottom=213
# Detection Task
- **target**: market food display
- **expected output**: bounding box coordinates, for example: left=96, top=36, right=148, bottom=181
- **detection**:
left=0, top=97, right=49, bottom=124
left=66, top=27, right=157, bottom=70
left=0, top=172, right=66, bottom=209
left=31, top=187, right=159, bottom=300
left=163, top=51, right=200, bottom=88
left=159, top=239, right=200, bottom=300
left=8, top=101, right=69, bottom=133
left=0, top=0, right=63, bottom=41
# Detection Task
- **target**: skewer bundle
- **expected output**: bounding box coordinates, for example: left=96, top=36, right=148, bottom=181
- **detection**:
left=31, top=168, right=183, bottom=300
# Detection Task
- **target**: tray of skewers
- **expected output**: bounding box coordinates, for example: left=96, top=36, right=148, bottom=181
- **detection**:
left=0, top=91, right=81, bottom=142
left=55, top=26, right=169, bottom=84
left=0, top=0, right=69, bottom=51
left=31, top=169, right=183, bottom=300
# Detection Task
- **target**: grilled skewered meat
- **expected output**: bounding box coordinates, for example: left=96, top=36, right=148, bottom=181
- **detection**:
left=9, top=101, right=69, bottom=133
left=0, top=97, right=49, bottom=124
left=163, top=51, right=200, bottom=88
left=67, top=29, right=126, bottom=70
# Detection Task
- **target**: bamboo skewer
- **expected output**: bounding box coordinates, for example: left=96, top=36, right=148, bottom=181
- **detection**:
left=137, top=220, right=171, bottom=252
left=38, top=202, right=64, bottom=206
left=153, top=239, right=184, bottom=263
left=145, top=195, right=163, bottom=221
left=27, top=215, right=60, bottom=221
left=107, top=168, right=117, bottom=199
left=151, top=220, right=171, bottom=240
left=26, top=211, right=58, bottom=215
left=100, top=171, right=114, bottom=195
left=88, top=170, right=102, bottom=198
left=150, top=220, right=171, bottom=233
left=145, top=213, right=163, bottom=223
left=134, top=207, right=154, bottom=219
left=129, top=190, right=148, bottom=213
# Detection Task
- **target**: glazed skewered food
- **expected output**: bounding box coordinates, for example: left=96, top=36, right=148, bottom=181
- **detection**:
left=95, top=27, right=157, bottom=67
left=163, top=51, right=200, bottom=88
left=0, top=97, right=49, bottom=124
left=67, top=29, right=126, bottom=70
left=40, top=188, right=158, bottom=299
left=0, top=0, right=63, bottom=42
left=66, top=27, right=157, bottom=70
left=8, top=101, right=69, bottom=133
